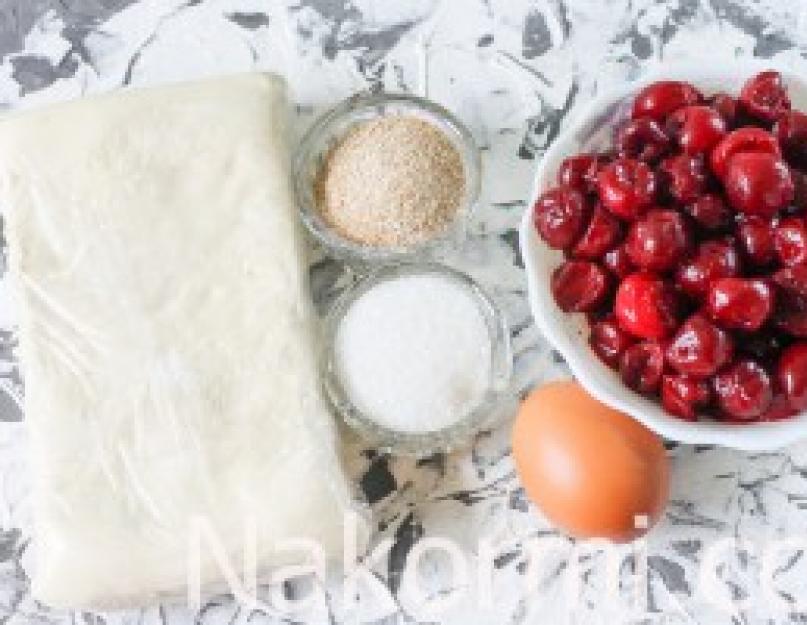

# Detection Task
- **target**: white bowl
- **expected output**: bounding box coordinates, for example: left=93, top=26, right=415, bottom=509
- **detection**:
left=519, top=60, right=807, bottom=451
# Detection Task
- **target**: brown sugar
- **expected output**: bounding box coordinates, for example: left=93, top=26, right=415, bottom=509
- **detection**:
left=314, top=115, right=465, bottom=247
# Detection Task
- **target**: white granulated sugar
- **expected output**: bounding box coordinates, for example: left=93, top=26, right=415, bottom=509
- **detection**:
left=334, top=273, right=492, bottom=433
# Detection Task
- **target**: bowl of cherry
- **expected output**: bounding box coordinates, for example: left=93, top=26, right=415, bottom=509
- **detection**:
left=520, top=61, right=807, bottom=450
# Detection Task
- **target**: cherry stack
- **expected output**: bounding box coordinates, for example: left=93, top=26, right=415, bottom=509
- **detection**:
left=534, top=71, right=807, bottom=423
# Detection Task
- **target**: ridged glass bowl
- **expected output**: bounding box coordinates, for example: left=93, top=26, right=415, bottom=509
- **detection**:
left=321, top=263, right=512, bottom=456
left=293, top=92, right=481, bottom=263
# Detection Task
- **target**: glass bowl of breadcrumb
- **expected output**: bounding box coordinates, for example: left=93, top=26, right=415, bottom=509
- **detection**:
left=293, top=92, right=481, bottom=262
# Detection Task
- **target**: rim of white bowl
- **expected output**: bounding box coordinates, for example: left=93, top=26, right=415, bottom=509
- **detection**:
left=519, top=59, right=807, bottom=451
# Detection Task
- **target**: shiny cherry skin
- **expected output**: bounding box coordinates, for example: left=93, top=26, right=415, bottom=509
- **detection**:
left=774, top=217, right=807, bottom=267
left=675, top=238, right=741, bottom=300
left=666, top=314, right=734, bottom=378
left=737, top=216, right=777, bottom=267
left=590, top=318, right=635, bottom=368
left=706, top=277, right=775, bottom=332
left=668, top=105, right=727, bottom=154
left=625, top=208, right=692, bottom=272
left=551, top=260, right=610, bottom=313
left=710, top=127, right=781, bottom=179
left=713, top=359, right=774, bottom=421
left=659, top=153, right=708, bottom=204
left=616, top=118, right=670, bottom=162
left=773, top=265, right=807, bottom=337
left=724, top=152, right=794, bottom=218
left=777, top=342, right=807, bottom=411
left=597, top=158, right=657, bottom=219
left=773, top=110, right=807, bottom=168
left=603, top=244, right=635, bottom=279
left=558, top=154, right=600, bottom=192
left=615, top=272, right=679, bottom=340
left=619, top=341, right=665, bottom=394
left=709, top=92, right=738, bottom=128
left=739, top=70, right=791, bottom=124
left=533, top=186, right=588, bottom=250
left=662, top=375, right=711, bottom=421
left=572, top=205, right=623, bottom=260
left=685, top=193, right=731, bottom=231
left=632, top=80, right=702, bottom=121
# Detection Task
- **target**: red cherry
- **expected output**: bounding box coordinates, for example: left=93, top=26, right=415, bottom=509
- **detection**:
left=619, top=341, right=665, bottom=394
left=593, top=150, right=618, bottom=173
left=777, top=342, right=807, bottom=411
left=597, top=158, right=657, bottom=219
left=558, top=154, right=599, bottom=192
left=675, top=238, right=741, bottom=299
left=685, top=194, right=731, bottom=231
left=739, top=70, right=791, bottom=124
left=774, top=217, right=807, bottom=267
left=661, top=375, right=711, bottom=421
left=532, top=187, right=588, bottom=250
left=659, top=153, right=708, bottom=204
left=773, top=265, right=807, bottom=337
left=616, top=118, right=670, bottom=162
left=737, top=216, right=777, bottom=267
left=710, top=127, right=781, bottom=179
left=632, top=81, right=702, bottom=121
left=713, top=359, right=773, bottom=421
left=706, top=277, right=775, bottom=332
left=625, top=208, right=692, bottom=272
left=590, top=319, right=635, bottom=368
left=773, top=110, right=807, bottom=168
left=773, top=265, right=807, bottom=304
left=603, top=244, right=635, bottom=279
left=666, top=314, right=734, bottom=378
left=668, top=105, right=727, bottom=154
left=615, top=272, right=679, bottom=339
left=709, top=93, right=738, bottom=128
left=724, top=152, right=794, bottom=218
left=760, top=392, right=799, bottom=421
left=551, top=260, right=610, bottom=312
left=572, top=205, right=623, bottom=260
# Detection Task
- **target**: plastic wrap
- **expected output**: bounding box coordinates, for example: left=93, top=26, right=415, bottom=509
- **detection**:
left=0, top=74, right=356, bottom=609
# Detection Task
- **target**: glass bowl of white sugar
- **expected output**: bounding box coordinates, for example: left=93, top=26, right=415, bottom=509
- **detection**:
left=322, top=263, right=512, bottom=456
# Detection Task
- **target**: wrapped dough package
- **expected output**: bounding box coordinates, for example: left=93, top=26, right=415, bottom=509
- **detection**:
left=0, top=74, right=355, bottom=608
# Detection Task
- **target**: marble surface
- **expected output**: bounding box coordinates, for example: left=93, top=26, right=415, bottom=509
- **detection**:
left=2, top=1, right=807, bottom=623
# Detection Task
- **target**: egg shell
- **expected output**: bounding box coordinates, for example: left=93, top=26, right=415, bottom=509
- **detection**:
left=512, top=381, right=669, bottom=543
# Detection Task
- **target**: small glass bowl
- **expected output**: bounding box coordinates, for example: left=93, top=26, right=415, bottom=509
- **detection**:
left=321, top=263, right=512, bottom=456
left=293, top=92, right=481, bottom=263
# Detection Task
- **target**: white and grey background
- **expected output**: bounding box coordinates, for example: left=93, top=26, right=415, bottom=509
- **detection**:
left=3, top=1, right=807, bottom=624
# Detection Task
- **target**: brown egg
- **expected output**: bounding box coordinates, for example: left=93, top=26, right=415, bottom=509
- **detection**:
left=512, top=381, right=669, bottom=542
